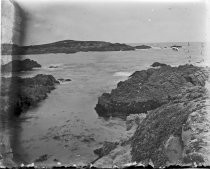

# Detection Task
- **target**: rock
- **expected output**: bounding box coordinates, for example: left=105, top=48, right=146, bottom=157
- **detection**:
left=151, top=62, right=167, bottom=67
left=171, top=45, right=182, bottom=48
left=126, top=114, right=146, bottom=131
left=164, top=135, right=183, bottom=164
left=92, top=113, right=144, bottom=167
left=131, top=83, right=210, bottom=167
left=49, top=65, right=59, bottom=68
left=93, top=144, right=132, bottom=168
left=57, top=78, right=71, bottom=83
left=95, top=64, right=209, bottom=119
left=34, top=154, right=49, bottom=162
left=1, top=74, right=59, bottom=116
left=94, top=64, right=210, bottom=167
left=1, top=59, right=41, bottom=72
left=135, top=45, right=151, bottom=49
left=1, top=40, right=135, bottom=55
left=94, top=142, right=119, bottom=157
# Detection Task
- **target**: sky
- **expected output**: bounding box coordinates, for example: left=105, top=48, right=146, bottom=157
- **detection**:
left=13, top=0, right=208, bottom=45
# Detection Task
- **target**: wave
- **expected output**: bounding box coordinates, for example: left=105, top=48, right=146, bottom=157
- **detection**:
left=113, top=71, right=132, bottom=77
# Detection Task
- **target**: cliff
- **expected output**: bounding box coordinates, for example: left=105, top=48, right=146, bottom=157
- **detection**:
left=1, top=40, right=135, bottom=55
left=94, top=63, right=210, bottom=167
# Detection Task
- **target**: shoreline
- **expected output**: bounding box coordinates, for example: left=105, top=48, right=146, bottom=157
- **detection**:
left=1, top=59, right=209, bottom=167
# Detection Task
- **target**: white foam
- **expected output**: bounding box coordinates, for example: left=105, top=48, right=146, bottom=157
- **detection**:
left=113, top=72, right=132, bottom=77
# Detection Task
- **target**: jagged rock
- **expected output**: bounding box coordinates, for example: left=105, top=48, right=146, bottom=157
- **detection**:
left=1, top=59, right=41, bottom=72
left=95, top=64, right=209, bottom=119
left=151, top=62, right=167, bottom=67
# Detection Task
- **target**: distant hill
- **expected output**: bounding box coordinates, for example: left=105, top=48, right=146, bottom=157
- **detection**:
left=1, top=40, right=135, bottom=55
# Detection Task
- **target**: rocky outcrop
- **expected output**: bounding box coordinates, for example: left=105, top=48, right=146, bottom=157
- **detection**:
left=95, top=64, right=209, bottom=119
left=151, top=62, right=167, bottom=67
left=135, top=45, right=151, bottom=49
left=131, top=84, right=210, bottom=167
left=95, top=63, right=210, bottom=167
left=1, top=59, right=41, bottom=72
left=1, top=40, right=135, bottom=55
left=1, top=74, right=59, bottom=116
left=171, top=45, right=182, bottom=48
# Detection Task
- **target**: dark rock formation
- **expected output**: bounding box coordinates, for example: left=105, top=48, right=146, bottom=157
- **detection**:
left=1, top=74, right=59, bottom=116
left=1, top=40, right=135, bottom=55
left=135, top=45, right=151, bottom=49
left=1, top=59, right=41, bottom=72
left=151, top=62, right=167, bottom=67
left=171, top=45, right=182, bottom=48
left=95, top=64, right=209, bottom=119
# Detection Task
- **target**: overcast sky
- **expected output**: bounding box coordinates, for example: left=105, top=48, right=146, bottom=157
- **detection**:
left=15, top=0, right=207, bottom=45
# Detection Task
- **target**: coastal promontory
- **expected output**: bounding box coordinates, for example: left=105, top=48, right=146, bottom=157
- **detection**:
left=1, top=40, right=135, bottom=55
left=94, top=63, right=210, bottom=167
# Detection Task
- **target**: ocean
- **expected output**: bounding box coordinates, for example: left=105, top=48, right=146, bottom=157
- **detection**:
left=0, top=42, right=207, bottom=166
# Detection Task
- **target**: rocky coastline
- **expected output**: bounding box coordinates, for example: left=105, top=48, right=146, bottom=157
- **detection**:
left=94, top=63, right=210, bottom=167
left=1, top=59, right=59, bottom=167
left=1, top=40, right=135, bottom=55
left=1, top=74, right=59, bottom=116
